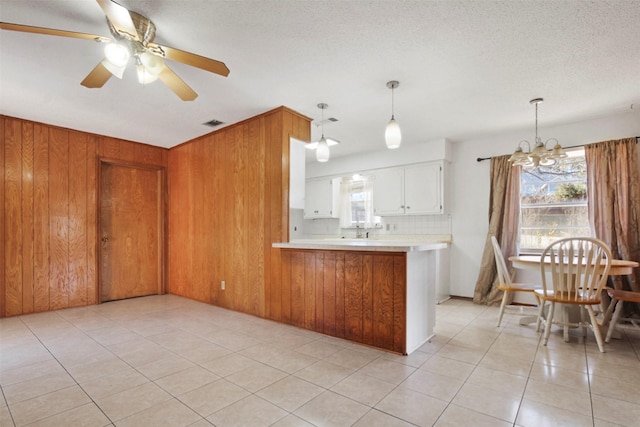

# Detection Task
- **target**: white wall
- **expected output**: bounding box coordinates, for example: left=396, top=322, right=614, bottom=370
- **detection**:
left=305, top=110, right=640, bottom=299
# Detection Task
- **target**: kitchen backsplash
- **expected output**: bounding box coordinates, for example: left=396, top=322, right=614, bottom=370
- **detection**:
left=297, top=211, right=452, bottom=238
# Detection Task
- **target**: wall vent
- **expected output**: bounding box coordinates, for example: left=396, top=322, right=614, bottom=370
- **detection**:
left=203, top=119, right=225, bottom=127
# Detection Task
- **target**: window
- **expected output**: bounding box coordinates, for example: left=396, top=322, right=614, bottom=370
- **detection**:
left=339, top=175, right=380, bottom=228
left=519, top=149, right=590, bottom=251
left=348, top=180, right=367, bottom=225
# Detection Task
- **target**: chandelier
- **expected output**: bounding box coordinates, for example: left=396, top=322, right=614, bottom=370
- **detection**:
left=508, top=98, right=567, bottom=167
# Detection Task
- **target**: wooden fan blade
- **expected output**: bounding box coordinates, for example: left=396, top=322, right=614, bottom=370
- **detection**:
left=148, top=43, right=230, bottom=77
left=81, top=62, right=112, bottom=88
left=0, top=22, right=109, bottom=42
left=96, top=0, right=140, bottom=41
left=158, top=65, right=198, bottom=101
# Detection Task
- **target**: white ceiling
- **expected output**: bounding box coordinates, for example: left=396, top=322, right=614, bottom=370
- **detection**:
left=1, top=0, right=639, bottom=161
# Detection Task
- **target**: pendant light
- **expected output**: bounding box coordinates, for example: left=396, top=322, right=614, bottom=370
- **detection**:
left=316, top=103, right=330, bottom=162
left=508, top=98, right=567, bottom=167
left=385, top=80, right=401, bottom=149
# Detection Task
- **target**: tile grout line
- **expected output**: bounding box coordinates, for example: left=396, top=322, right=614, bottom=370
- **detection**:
left=10, top=314, right=114, bottom=427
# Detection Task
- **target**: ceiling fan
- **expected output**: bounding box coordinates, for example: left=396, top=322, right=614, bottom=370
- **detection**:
left=0, top=0, right=229, bottom=101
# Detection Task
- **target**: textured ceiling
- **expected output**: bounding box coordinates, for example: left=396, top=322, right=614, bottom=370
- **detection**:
left=1, top=0, right=639, bottom=160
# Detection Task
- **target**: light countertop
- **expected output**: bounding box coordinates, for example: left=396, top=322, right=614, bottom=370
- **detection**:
left=273, top=239, right=449, bottom=252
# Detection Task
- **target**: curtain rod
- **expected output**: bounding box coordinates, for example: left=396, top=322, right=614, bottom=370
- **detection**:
left=476, top=136, right=640, bottom=162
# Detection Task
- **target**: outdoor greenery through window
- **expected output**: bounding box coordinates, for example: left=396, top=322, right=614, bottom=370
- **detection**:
left=519, top=149, right=590, bottom=251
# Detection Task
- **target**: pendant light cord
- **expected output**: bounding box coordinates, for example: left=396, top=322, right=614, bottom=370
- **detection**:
left=391, top=85, right=395, bottom=119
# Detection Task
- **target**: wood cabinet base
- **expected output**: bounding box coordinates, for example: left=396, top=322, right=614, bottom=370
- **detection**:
left=271, top=249, right=437, bottom=354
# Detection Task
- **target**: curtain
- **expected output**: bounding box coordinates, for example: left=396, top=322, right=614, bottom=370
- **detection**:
left=339, top=179, right=353, bottom=229
left=585, top=137, right=640, bottom=313
left=473, top=155, right=521, bottom=305
left=361, top=176, right=375, bottom=229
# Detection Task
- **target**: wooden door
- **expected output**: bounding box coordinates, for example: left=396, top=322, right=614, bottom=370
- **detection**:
left=99, top=161, right=164, bottom=302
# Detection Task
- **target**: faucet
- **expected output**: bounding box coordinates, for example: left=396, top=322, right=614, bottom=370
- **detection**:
left=356, top=224, right=365, bottom=239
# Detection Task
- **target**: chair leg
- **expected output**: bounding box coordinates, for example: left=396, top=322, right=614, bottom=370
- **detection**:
left=602, top=296, right=617, bottom=328
left=586, top=305, right=605, bottom=353
left=536, top=301, right=546, bottom=333
left=497, top=290, right=509, bottom=327
left=543, top=302, right=555, bottom=346
left=563, top=304, right=571, bottom=342
left=535, top=296, right=543, bottom=332
left=605, top=298, right=623, bottom=343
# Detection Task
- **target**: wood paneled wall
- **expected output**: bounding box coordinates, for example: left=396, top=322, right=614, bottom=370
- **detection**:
left=168, top=106, right=311, bottom=317
left=0, top=115, right=168, bottom=317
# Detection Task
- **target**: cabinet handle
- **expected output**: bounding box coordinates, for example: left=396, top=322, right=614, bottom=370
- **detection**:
left=407, top=206, right=411, bottom=209
left=400, top=205, right=404, bottom=209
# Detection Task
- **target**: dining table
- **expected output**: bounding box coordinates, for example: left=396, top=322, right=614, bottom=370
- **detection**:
left=509, top=255, right=639, bottom=276
left=508, top=255, right=639, bottom=328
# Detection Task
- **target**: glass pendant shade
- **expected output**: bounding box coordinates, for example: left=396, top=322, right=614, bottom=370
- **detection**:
left=385, top=117, right=402, bottom=149
left=102, top=43, right=130, bottom=79
left=385, top=81, right=401, bottom=149
left=101, top=58, right=126, bottom=79
left=550, top=143, right=568, bottom=159
left=136, top=64, right=159, bottom=84
left=531, top=141, right=549, bottom=157
left=508, top=146, right=532, bottom=166
left=316, top=136, right=330, bottom=162
left=104, top=43, right=129, bottom=67
left=136, top=51, right=164, bottom=84
left=139, top=51, right=164, bottom=75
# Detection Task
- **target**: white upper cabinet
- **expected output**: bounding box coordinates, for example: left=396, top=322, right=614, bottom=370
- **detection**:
left=404, top=162, right=442, bottom=214
left=304, top=177, right=341, bottom=219
left=373, top=162, right=445, bottom=215
left=371, top=167, right=405, bottom=215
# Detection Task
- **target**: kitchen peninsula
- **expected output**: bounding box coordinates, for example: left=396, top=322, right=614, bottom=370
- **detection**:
left=272, top=239, right=449, bottom=354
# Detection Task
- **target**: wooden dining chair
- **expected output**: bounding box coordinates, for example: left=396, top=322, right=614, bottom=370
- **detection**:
left=491, top=236, right=542, bottom=327
left=535, top=237, right=612, bottom=353
left=604, top=288, right=640, bottom=342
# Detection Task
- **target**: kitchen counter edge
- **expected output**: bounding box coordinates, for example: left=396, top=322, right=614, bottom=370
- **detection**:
left=272, top=240, right=449, bottom=252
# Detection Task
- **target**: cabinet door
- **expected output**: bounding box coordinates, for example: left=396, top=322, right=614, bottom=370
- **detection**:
left=372, top=168, right=405, bottom=215
left=404, top=162, right=442, bottom=214
left=304, top=178, right=340, bottom=218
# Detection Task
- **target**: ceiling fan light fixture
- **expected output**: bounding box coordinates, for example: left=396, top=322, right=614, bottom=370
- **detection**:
left=104, top=42, right=129, bottom=67
left=139, top=51, right=164, bottom=75
left=101, top=58, right=126, bottom=79
left=136, top=63, right=159, bottom=84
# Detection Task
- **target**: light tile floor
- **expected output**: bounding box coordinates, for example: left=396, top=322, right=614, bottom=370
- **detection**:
left=1, top=295, right=639, bottom=427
